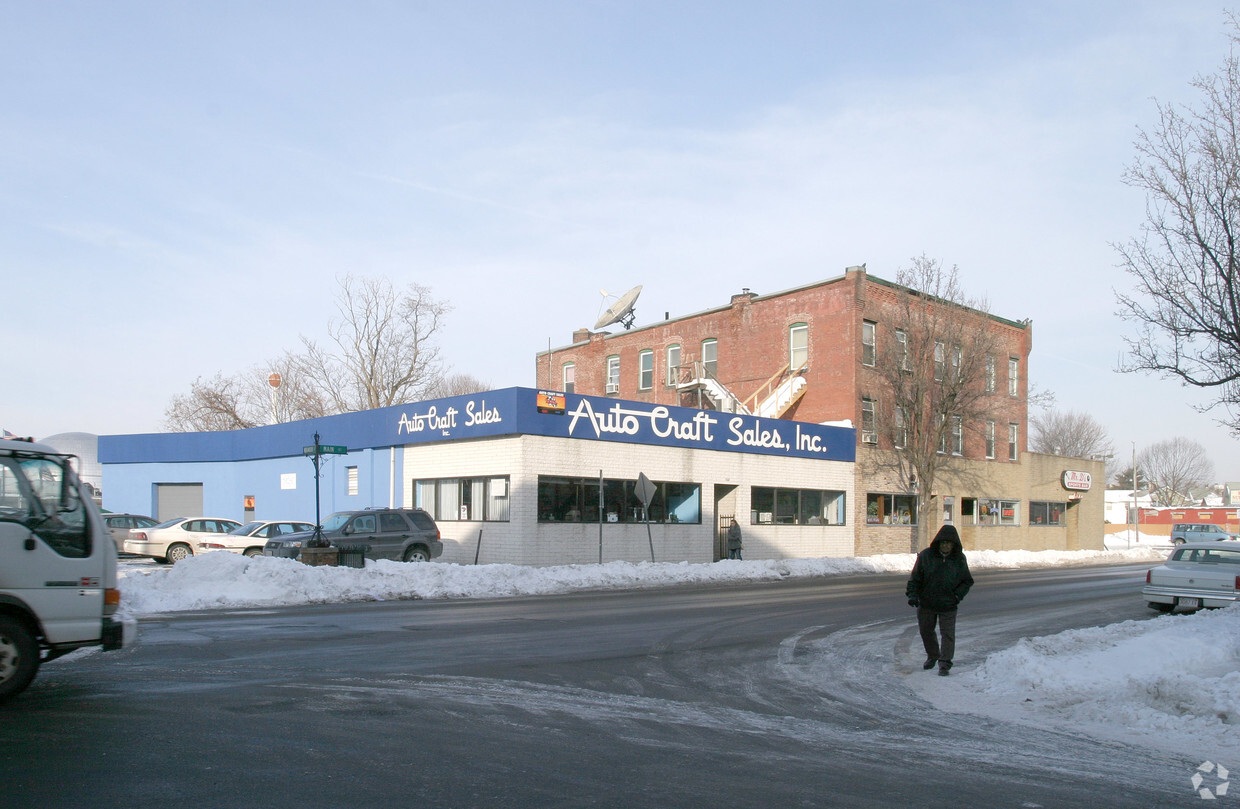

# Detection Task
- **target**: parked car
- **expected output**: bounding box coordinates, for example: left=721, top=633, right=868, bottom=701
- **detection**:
left=124, top=517, right=243, bottom=564
left=1143, top=541, right=1240, bottom=612
left=1170, top=523, right=1237, bottom=545
left=197, top=520, right=316, bottom=557
left=103, top=513, right=159, bottom=553
left=262, top=508, right=443, bottom=562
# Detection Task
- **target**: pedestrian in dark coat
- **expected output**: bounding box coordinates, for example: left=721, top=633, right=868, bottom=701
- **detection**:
left=905, top=524, right=973, bottom=676
left=727, top=519, right=743, bottom=560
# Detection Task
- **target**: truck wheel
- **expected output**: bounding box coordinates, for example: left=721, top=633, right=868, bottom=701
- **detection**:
left=0, top=615, right=39, bottom=704
left=165, top=543, right=193, bottom=564
left=403, top=546, right=431, bottom=562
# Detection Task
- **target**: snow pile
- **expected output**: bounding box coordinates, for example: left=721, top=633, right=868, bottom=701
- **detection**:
left=1103, top=529, right=1174, bottom=551
left=118, top=546, right=1167, bottom=615
left=965, top=605, right=1240, bottom=759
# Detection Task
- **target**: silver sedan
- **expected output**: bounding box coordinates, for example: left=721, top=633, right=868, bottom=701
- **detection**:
left=1143, top=541, right=1240, bottom=612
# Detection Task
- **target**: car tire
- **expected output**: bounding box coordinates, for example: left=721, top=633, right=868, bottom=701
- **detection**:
left=165, top=543, right=193, bottom=564
left=1147, top=602, right=1174, bottom=613
left=403, top=545, right=431, bottom=562
left=0, top=614, right=40, bottom=704
left=243, top=548, right=263, bottom=558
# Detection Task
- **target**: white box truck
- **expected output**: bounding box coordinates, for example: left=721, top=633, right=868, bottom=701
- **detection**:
left=0, top=437, right=135, bottom=702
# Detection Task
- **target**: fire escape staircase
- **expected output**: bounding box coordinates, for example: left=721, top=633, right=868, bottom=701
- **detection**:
left=675, top=361, right=808, bottom=418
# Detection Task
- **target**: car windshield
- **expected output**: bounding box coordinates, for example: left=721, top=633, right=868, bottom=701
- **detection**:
left=229, top=522, right=264, bottom=536
left=321, top=513, right=352, bottom=532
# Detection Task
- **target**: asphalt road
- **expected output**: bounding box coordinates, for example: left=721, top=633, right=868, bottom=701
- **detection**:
left=0, top=562, right=1203, bottom=808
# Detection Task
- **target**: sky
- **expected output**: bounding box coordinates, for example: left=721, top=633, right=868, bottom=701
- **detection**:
left=110, top=542, right=1239, bottom=766
left=3, top=1, right=1240, bottom=476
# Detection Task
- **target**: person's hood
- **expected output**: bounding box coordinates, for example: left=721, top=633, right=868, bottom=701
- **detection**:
left=928, top=524, right=964, bottom=557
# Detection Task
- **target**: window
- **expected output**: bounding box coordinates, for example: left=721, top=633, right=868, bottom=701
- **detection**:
left=1008, top=422, right=1019, bottom=461
left=347, top=466, right=359, bottom=496
left=861, top=321, right=875, bottom=367
left=1030, top=501, right=1066, bottom=526
left=638, top=350, right=654, bottom=390
left=562, top=363, right=575, bottom=394
left=896, top=329, right=909, bottom=371
left=861, top=397, right=877, bottom=444
left=666, top=344, right=681, bottom=386
left=0, top=454, right=89, bottom=558
left=951, top=345, right=962, bottom=381
left=701, top=339, right=718, bottom=378
left=978, top=499, right=1020, bottom=526
left=606, top=356, right=620, bottom=393
left=790, top=323, right=809, bottom=369
left=751, top=487, right=846, bottom=525
left=537, top=476, right=701, bottom=524
left=866, top=493, right=917, bottom=525
left=985, top=355, right=995, bottom=393
left=1008, top=357, right=1019, bottom=396
left=934, top=342, right=945, bottom=381
left=894, top=406, right=908, bottom=449
left=951, top=416, right=963, bottom=455
left=415, top=476, right=511, bottom=521
left=985, top=420, right=996, bottom=459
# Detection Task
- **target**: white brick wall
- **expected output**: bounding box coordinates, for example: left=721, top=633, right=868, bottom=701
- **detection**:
left=403, top=435, right=856, bottom=567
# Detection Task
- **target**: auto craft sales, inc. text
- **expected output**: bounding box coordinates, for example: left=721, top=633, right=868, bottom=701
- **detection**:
left=564, top=398, right=837, bottom=455
left=397, top=399, right=503, bottom=436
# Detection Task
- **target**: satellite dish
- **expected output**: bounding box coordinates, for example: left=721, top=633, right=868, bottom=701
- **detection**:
left=594, top=285, right=642, bottom=330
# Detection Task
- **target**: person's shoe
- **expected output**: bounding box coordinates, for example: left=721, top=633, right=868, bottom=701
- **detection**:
left=938, top=666, right=950, bottom=676
left=922, top=657, right=937, bottom=670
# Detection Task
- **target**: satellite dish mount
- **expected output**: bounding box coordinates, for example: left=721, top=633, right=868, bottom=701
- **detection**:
left=594, top=285, right=643, bottom=331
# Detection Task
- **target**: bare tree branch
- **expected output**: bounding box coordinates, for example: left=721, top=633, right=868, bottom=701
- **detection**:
left=1139, top=437, right=1215, bottom=506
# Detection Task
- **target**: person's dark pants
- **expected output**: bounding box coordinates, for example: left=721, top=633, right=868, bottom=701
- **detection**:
left=917, top=607, right=957, bottom=666
left=729, top=548, right=742, bottom=559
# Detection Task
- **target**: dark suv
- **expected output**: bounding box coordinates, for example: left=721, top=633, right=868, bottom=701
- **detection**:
left=262, top=508, right=443, bottom=562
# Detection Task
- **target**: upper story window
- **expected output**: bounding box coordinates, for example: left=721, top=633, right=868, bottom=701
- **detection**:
left=861, top=321, right=875, bottom=367
left=606, top=356, right=620, bottom=394
left=347, top=466, right=359, bottom=496
left=562, top=362, right=575, bottom=394
left=1008, top=422, right=1019, bottom=461
left=985, top=355, right=996, bottom=393
left=1008, top=357, right=1019, bottom=396
left=895, top=329, right=909, bottom=371
left=666, top=344, right=681, bottom=386
left=701, top=339, right=718, bottom=378
left=638, top=350, right=654, bottom=391
left=985, top=420, right=996, bottom=459
left=861, top=396, right=877, bottom=444
left=934, top=342, right=945, bottom=381
left=894, top=406, right=908, bottom=449
left=790, top=323, right=809, bottom=369
left=951, top=416, right=963, bottom=455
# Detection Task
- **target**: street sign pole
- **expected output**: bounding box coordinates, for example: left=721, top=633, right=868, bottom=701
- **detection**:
left=302, top=434, right=348, bottom=548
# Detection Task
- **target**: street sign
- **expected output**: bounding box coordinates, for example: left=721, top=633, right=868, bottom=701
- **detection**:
left=303, top=445, right=348, bottom=456
left=634, top=472, right=657, bottom=509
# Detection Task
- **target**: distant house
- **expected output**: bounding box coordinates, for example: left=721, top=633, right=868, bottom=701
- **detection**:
left=1104, top=489, right=1151, bottom=524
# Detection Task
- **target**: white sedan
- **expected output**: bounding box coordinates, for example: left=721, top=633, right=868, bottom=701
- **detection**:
left=1143, top=541, right=1240, bottom=612
left=197, top=521, right=315, bottom=558
left=124, top=517, right=243, bottom=564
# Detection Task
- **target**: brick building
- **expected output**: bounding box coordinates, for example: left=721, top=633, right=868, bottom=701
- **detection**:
left=537, top=266, right=1104, bottom=555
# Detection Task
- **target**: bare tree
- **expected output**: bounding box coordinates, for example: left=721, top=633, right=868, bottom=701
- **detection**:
left=1116, top=15, right=1240, bottom=431
left=1139, top=437, right=1215, bottom=506
left=300, top=276, right=451, bottom=412
left=427, top=372, right=491, bottom=399
left=1029, top=409, right=1114, bottom=459
left=164, top=373, right=258, bottom=432
left=866, top=256, right=1010, bottom=551
left=164, top=355, right=329, bottom=432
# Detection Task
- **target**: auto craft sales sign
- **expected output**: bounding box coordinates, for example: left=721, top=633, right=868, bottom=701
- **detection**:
left=1061, top=470, right=1092, bottom=491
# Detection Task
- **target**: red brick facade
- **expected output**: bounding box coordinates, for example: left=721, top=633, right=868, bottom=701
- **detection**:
left=535, top=267, right=1031, bottom=463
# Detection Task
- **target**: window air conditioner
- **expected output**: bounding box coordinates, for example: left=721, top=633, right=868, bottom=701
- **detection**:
left=606, top=383, right=619, bottom=394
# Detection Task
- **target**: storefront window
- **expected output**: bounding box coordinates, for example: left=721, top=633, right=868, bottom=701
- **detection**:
left=978, top=499, right=1020, bottom=526
left=415, top=476, right=511, bottom=521
left=751, top=487, right=846, bottom=525
left=1029, top=501, right=1065, bottom=526
left=866, top=493, right=917, bottom=525
left=537, top=476, right=700, bottom=524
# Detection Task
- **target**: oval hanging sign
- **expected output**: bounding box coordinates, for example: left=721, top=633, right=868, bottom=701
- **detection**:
left=1061, top=470, right=1092, bottom=491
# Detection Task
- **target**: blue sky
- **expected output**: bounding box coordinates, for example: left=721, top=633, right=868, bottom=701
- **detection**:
left=2, top=1, right=1237, bottom=477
